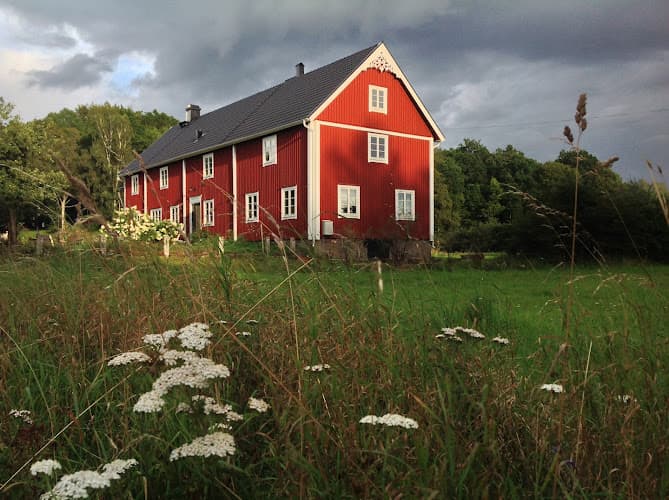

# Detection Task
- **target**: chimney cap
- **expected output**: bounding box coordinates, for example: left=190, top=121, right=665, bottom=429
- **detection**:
left=295, top=62, right=304, bottom=77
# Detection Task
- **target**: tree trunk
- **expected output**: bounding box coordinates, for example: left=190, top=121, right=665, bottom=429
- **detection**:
left=60, top=195, right=67, bottom=232
left=8, top=206, right=18, bottom=245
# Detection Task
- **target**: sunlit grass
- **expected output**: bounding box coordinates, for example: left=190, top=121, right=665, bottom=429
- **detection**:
left=0, top=241, right=667, bottom=498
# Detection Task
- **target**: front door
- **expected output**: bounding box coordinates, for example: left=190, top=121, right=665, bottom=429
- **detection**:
left=189, top=196, right=201, bottom=235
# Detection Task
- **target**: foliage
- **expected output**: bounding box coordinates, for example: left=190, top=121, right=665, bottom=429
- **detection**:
left=436, top=140, right=669, bottom=261
left=106, top=207, right=182, bottom=241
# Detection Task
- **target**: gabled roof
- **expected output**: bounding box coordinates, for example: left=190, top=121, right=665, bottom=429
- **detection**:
left=122, top=44, right=379, bottom=175
left=121, top=42, right=444, bottom=176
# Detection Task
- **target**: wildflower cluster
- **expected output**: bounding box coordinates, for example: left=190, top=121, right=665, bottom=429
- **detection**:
left=105, top=207, right=182, bottom=242
left=9, top=409, right=33, bottom=425
left=169, top=432, right=236, bottom=461
left=107, top=351, right=151, bottom=366
left=436, top=327, right=510, bottom=345
left=360, top=413, right=419, bottom=429
left=540, top=383, right=564, bottom=394
left=40, top=458, right=137, bottom=499
left=303, top=364, right=331, bottom=372
left=248, top=397, right=270, bottom=413
left=30, top=459, right=62, bottom=476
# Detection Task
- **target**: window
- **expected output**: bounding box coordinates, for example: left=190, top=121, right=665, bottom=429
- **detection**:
left=368, top=133, right=388, bottom=163
left=369, top=85, right=387, bottom=113
left=338, top=185, right=360, bottom=219
left=131, top=174, right=139, bottom=195
left=159, top=167, right=169, bottom=189
left=395, top=189, right=415, bottom=221
left=150, top=208, right=162, bottom=222
left=245, top=192, right=259, bottom=222
left=281, top=186, right=297, bottom=220
left=170, top=205, right=181, bottom=223
left=203, top=199, right=214, bottom=226
left=203, top=153, right=214, bottom=179
left=262, top=135, right=277, bottom=166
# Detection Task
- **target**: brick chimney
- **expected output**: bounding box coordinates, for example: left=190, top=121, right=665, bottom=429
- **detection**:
left=295, top=62, right=304, bottom=77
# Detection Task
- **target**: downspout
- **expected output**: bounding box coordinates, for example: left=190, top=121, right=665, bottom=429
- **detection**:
left=182, top=160, right=187, bottom=231
left=232, top=145, right=238, bottom=241
left=429, top=139, right=438, bottom=244
left=142, top=171, right=147, bottom=214
left=303, top=118, right=315, bottom=246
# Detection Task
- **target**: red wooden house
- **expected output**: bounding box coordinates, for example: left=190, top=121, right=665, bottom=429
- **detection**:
left=121, top=42, right=443, bottom=256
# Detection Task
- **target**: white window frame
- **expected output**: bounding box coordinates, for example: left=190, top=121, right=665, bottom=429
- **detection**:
left=150, top=208, right=162, bottom=222
left=368, top=133, right=388, bottom=164
left=170, top=205, right=181, bottom=223
left=245, top=192, right=259, bottom=222
left=262, top=135, right=277, bottom=166
left=281, top=186, right=297, bottom=220
left=369, top=85, right=387, bottom=114
left=159, top=167, right=169, bottom=190
left=337, top=185, right=360, bottom=219
left=203, top=199, right=214, bottom=226
left=395, top=189, right=416, bottom=221
left=131, top=174, right=139, bottom=195
left=203, top=153, right=214, bottom=179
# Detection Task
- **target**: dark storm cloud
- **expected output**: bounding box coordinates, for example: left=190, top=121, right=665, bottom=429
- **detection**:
left=26, top=53, right=113, bottom=89
left=3, top=0, right=667, bottom=179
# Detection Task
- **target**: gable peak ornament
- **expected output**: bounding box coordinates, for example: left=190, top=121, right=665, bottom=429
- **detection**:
left=368, top=52, right=398, bottom=75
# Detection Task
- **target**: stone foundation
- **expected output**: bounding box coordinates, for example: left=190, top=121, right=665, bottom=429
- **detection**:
left=314, top=238, right=432, bottom=263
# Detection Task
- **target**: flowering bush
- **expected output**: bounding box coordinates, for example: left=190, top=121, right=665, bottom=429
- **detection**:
left=105, top=207, right=182, bottom=242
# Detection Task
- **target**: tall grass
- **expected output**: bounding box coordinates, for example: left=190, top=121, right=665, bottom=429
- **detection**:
left=0, top=239, right=668, bottom=498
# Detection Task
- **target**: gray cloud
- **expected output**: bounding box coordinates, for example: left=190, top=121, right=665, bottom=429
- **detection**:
left=26, top=53, right=113, bottom=89
left=3, top=0, right=667, bottom=179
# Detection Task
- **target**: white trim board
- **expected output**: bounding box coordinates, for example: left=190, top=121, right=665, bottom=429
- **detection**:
left=318, top=120, right=432, bottom=142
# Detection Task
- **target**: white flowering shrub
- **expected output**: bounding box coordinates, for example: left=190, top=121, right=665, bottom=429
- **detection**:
left=105, top=207, right=182, bottom=242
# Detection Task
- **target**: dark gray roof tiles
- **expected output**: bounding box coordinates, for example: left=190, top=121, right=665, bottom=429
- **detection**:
left=122, top=44, right=379, bottom=175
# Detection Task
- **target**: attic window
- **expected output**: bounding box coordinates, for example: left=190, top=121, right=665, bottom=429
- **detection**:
left=262, top=135, right=277, bottom=166
left=369, top=85, right=387, bottom=114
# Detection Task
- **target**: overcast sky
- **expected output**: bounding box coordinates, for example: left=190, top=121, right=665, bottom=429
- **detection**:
left=0, top=0, right=667, bottom=180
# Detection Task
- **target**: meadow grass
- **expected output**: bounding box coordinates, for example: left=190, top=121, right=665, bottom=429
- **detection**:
left=0, top=240, right=667, bottom=498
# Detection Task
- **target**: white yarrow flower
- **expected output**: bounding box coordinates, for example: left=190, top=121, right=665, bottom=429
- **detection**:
left=175, top=402, right=193, bottom=414
left=10, top=409, right=34, bottom=425
left=303, top=364, right=331, bottom=372
left=440, top=327, right=458, bottom=336
left=540, top=383, right=564, bottom=394
left=169, top=432, right=236, bottom=461
left=359, top=413, right=419, bottom=429
left=108, top=351, right=151, bottom=366
left=457, top=327, right=485, bottom=339
left=245, top=319, right=259, bottom=325
left=492, top=337, right=510, bottom=345
left=133, top=390, right=166, bottom=413
left=616, top=394, right=637, bottom=404
left=41, top=459, right=137, bottom=499
left=30, top=459, right=62, bottom=476
left=248, top=397, right=270, bottom=413
left=177, top=323, right=212, bottom=351
left=142, top=329, right=178, bottom=351
left=235, top=331, right=252, bottom=337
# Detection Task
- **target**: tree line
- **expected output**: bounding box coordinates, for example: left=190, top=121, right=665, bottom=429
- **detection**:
left=0, top=97, right=177, bottom=243
left=1, top=96, right=667, bottom=261
left=434, top=139, right=668, bottom=262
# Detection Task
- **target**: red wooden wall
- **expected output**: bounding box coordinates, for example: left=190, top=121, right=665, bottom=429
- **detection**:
left=319, top=125, right=430, bottom=240
left=184, top=148, right=234, bottom=235
left=317, top=69, right=433, bottom=137
left=236, top=126, right=307, bottom=240
left=124, top=173, right=144, bottom=210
